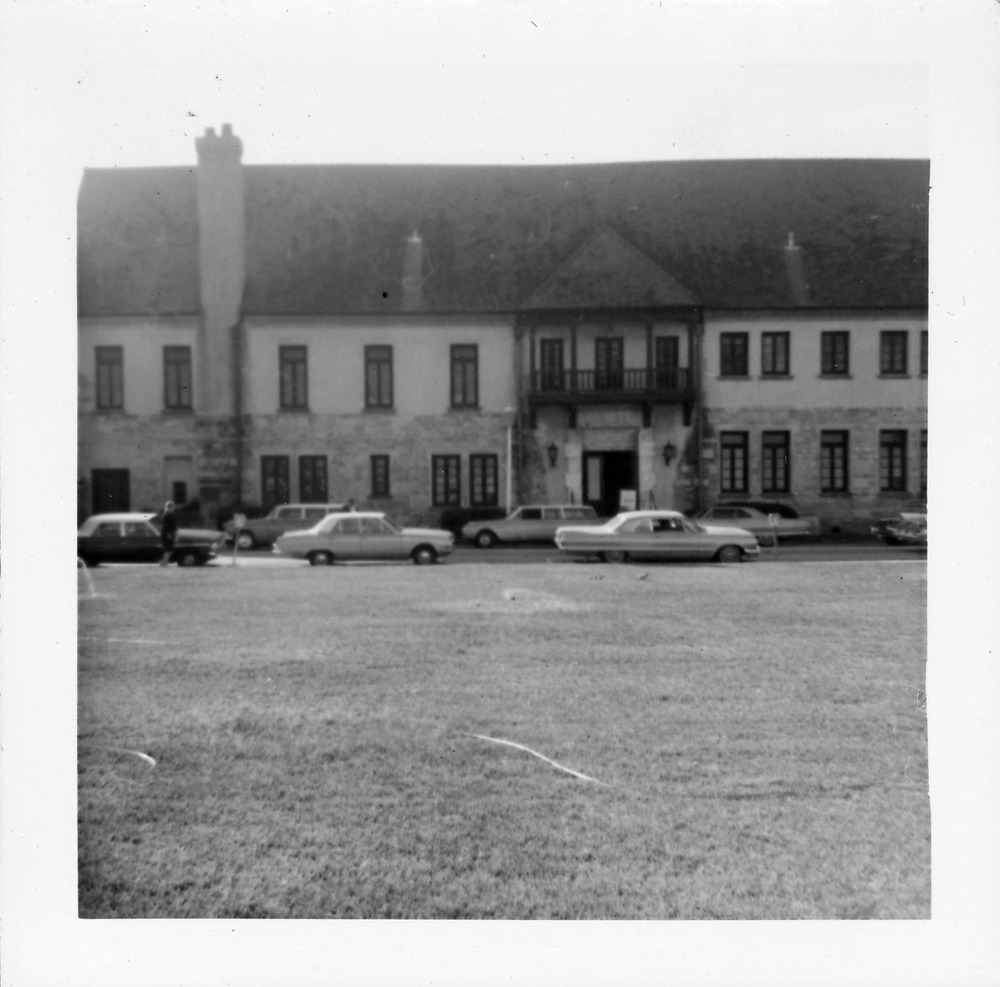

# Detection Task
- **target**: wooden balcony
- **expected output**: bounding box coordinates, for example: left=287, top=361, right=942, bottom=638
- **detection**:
left=526, top=368, right=695, bottom=426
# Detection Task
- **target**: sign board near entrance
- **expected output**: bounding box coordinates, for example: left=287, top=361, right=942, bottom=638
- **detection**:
left=619, top=489, right=637, bottom=511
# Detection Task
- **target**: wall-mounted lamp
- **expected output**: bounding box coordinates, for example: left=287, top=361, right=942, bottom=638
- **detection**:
left=662, top=442, right=678, bottom=466
left=547, top=441, right=559, bottom=468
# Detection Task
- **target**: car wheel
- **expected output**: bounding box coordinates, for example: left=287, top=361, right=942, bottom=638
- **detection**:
left=602, top=550, right=628, bottom=564
left=475, top=530, right=498, bottom=548
left=412, top=545, right=437, bottom=565
left=235, top=531, right=257, bottom=551
left=308, top=551, right=334, bottom=566
left=716, top=545, right=743, bottom=564
left=175, top=549, right=201, bottom=567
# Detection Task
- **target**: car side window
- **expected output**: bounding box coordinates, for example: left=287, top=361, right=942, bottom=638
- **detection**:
left=123, top=522, right=151, bottom=536
left=304, top=508, right=326, bottom=521
left=520, top=508, right=542, bottom=520
left=542, top=508, right=561, bottom=519
left=96, top=522, right=122, bottom=537
left=276, top=507, right=299, bottom=520
left=335, top=518, right=362, bottom=534
left=359, top=517, right=384, bottom=535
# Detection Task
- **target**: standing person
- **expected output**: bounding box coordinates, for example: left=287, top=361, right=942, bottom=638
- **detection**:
left=159, top=501, right=179, bottom=566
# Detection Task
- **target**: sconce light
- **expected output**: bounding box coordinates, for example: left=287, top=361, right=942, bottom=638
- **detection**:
left=547, top=441, right=559, bottom=468
left=662, top=442, right=678, bottom=466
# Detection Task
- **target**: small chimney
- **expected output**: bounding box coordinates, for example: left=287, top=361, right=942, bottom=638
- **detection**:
left=400, top=230, right=425, bottom=311
left=783, top=232, right=811, bottom=306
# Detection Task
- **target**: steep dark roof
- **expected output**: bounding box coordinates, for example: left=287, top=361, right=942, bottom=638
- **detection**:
left=78, top=158, right=929, bottom=317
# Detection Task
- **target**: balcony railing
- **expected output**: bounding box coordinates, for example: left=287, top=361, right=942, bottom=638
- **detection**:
left=529, top=367, right=691, bottom=399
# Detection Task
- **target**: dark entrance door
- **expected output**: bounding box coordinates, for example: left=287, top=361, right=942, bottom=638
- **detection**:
left=91, top=469, right=130, bottom=514
left=582, top=451, right=636, bottom=517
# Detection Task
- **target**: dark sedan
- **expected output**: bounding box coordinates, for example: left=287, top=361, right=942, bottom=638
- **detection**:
left=77, top=513, right=225, bottom=566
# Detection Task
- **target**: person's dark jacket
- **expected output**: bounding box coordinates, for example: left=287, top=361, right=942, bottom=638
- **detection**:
left=160, top=511, right=179, bottom=549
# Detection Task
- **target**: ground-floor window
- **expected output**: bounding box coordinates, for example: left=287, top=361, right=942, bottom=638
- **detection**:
left=879, top=430, right=908, bottom=492
left=820, top=431, right=849, bottom=492
left=299, top=455, right=328, bottom=503
left=432, top=454, right=461, bottom=507
left=91, top=468, right=130, bottom=514
left=920, top=430, right=927, bottom=496
left=470, top=454, right=499, bottom=506
left=719, top=432, right=748, bottom=493
left=761, top=431, right=790, bottom=493
left=261, top=456, right=290, bottom=511
left=370, top=455, right=390, bottom=499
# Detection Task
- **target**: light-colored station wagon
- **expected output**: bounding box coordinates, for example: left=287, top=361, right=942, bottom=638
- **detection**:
left=461, top=504, right=602, bottom=547
left=225, top=503, right=346, bottom=549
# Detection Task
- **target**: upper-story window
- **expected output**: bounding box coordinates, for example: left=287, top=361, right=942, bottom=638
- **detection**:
left=365, top=345, right=393, bottom=408
left=821, top=331, right=850, bottom=375
left=880, top=331, right=908, bottom=375
left=95, top=346, right=124, bottom=410
left=279, top=345, right=308, bottom=410
left=761, top=332, right=790, bottom=376
left=719, top=333, right=749, bottom=377
left=654, top=336, right=680, bottom=388
left=595, top=337, right=624, bottom=390
left=163, top=346, right=192, bottom=410
left=450, top=345, right=478, bottom=408
left=539, top=339, right=564, bottom=391
left=920, top=331, right=928, bottom=375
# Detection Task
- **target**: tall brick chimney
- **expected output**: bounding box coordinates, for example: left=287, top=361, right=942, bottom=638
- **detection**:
left=783, top=232, right=811, bottom=306
left=195, top=124, right=245, bottom=413
left=400, top=230, right=426, bottom=311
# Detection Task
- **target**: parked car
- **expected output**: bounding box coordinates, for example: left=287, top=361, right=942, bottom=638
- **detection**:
left=461, top=504, right=603, bottom=547
left=224, top=502, right=346, bottom=549
left=871, top=512, right=927, bottom=546
left=78, top=513, right=224, bottom=567
left=554, top=510, right=761, bottom=564
left=273, top=512, right=454, bottom=565
left=690, top=505, right=818, bottom=546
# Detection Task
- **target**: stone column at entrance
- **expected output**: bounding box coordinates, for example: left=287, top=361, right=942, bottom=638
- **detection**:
left=638, top=428, right=656, bottom=508
left=565, top=432, right=583, bottom=504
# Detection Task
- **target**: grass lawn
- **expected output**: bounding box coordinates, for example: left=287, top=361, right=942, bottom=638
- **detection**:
left=77, top=558, right=929, bottom=919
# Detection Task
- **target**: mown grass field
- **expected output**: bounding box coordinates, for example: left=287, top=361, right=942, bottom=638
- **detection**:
left=77, top=557, right=929, bottom=919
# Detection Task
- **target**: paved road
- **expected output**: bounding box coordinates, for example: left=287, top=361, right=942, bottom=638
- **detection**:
left=226, top=541, right=926, bottom=566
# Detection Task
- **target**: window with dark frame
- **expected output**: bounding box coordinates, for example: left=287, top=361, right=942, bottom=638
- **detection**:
left=719, top=432, right=749, bottom=493
left=450, top=345, right=479, bottom=408
left=279, top=346, right=308, bottom=410
left=821, top=331, right=850, bottom=375
left=365, top=345, right=393, bottom=408
left=761, top=431, right=790, bottom=493
left=261, top=456, right=290, bottom=512
left=470, top=454, right=499, bottom=506
left=539, top=339, right=564, bottom=391
left=880, top=331, right=908, bottom=375
left=920, top=331, right=928, bottom=375
left=163, top=345, right=192, bottom=410
left=720, top=333, right=749, bottom=377
left=595, top=336, right=624, bottom=390
left=432, top=454, right=461, bottom=507
left=920, top=430, right=927, bottom=495
left=96, top=346, right=124, bottom=410
left=820, top=431, right=849, bottom=493
left=761, top=332, right=790, bottom=376
left=299, top=455, right=328, bottom=503
left=370, top=455, right=390, bottom=499
left=654, top=336, right=680, bottom=389
left=879, top=430, right=908, bottom=492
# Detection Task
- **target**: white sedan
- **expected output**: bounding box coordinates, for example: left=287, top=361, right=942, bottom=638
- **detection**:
left=691, top=506, right=818, bottom=546
left=555, top=510, right=761, bottom=564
